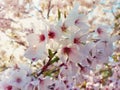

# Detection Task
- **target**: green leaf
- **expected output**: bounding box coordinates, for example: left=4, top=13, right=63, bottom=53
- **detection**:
left=43, top=69, right=52, bottom=77
left=48, top=49, right=54, bottom=59
left=100, top=69, right=113, bottom=79
left=50, top=56, right=59, bottom=64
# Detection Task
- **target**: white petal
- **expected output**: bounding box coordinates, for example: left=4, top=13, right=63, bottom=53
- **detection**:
left=67, top=3, right=79, bottom=19
left=76, top=22, right=89, bottom=31
left=24, top=43, right=45, bottom=61
left=26, top=33, right=39, bottom=46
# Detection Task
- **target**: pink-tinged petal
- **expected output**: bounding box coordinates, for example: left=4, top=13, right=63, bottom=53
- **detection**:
left=24, top=43, right=46, bottom=61
left=65, top=3, right=89, bottom=30
left=66, top=3, right=79, bottom=19
left=25, top=83, right=34, bottom=90
left=26, top=33, right=39, bottom=46
left=9, top=70, right=31, bottom=89
left=74, top=15, right=88, bottom=25
left=6, top=85, right=12, bottom=90
left=96, top=40, right=113, bottom=57
left=62, top=45, right=81, bottom=63
left=71, top=31, right=87, bottom=46
left=78, top=14, right=88, bottom=22
left=95, top=27, right=107, bottom=37
left=75, top=22, right=89, bottom=31
left=60, top=23, right=68, bottom=32
left=56, top=20, right=68, bottom=32
left=2, top=84, right=13, bottom=90
left=95, top=25, right=111, bottom=37
left=64, top=19, right=75, bottom=27
left=48, top=25, right=61, bottom=40
left=69, top=48, right=81, bottom=63
left=68, top=61, right=78, bottom=76
left=65, top=3, right=79, bottom=26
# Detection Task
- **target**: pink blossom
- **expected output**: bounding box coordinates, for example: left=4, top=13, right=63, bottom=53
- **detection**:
left=24, top=33, right=47, bottom=61
left=61, top=45, right=81, bottom=63
left=65, top=3, right=89, bottom=31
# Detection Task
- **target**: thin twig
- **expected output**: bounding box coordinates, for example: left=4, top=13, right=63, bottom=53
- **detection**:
left=37, top=51, right=57, bottom=77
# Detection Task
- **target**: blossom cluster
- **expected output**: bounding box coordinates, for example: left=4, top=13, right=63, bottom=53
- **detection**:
left=0, top=0, right=120, bottom=90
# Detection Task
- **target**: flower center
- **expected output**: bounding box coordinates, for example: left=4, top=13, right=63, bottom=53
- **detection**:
left=63, top=47, right=71, bottom=55
left=32, top=58, right=36, bottom=61
left=61, top=24, right=67, bottom=32
left=75, top=19, right=80, bottom=25
left=74, top=38, right=80, bottom=44
left=39, top=34, right=45, bottom=42
left=39, top=79, right=44, bottom=85
left=6, top=85, right=12, bottom=90
left=97, top=28, right=103, bottom=35
left=16, top=77, right=22, bottom=83
left=48, top=31, right=55, bottom=39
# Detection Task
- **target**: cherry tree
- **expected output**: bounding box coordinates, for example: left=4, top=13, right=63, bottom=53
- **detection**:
left=0, top=0, right=120, bottom=90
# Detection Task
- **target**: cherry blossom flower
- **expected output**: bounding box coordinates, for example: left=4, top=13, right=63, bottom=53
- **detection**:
left=71, top=30, right=88, bottom=46
left=60, top=45, right=81, bottom=63
left=48, top=24, right=61, bottom=41
left=56, top=20, right=68, bottom=33
left=65, top=3, right=89, bottom=31
left=24, top=33, right=47, bottom=61
left=25, top=80, right=40, bottom=90
left=0, top=68, right=31, bottom=90
left=0, top=81, right=13, bottom=90
left=9, top=70, right=31, bottom=89
left=24, top=43, right=46, bottom=61
left=25, top=83, right=34, bottom=90
left=95, top=25, right=112, bottom=37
